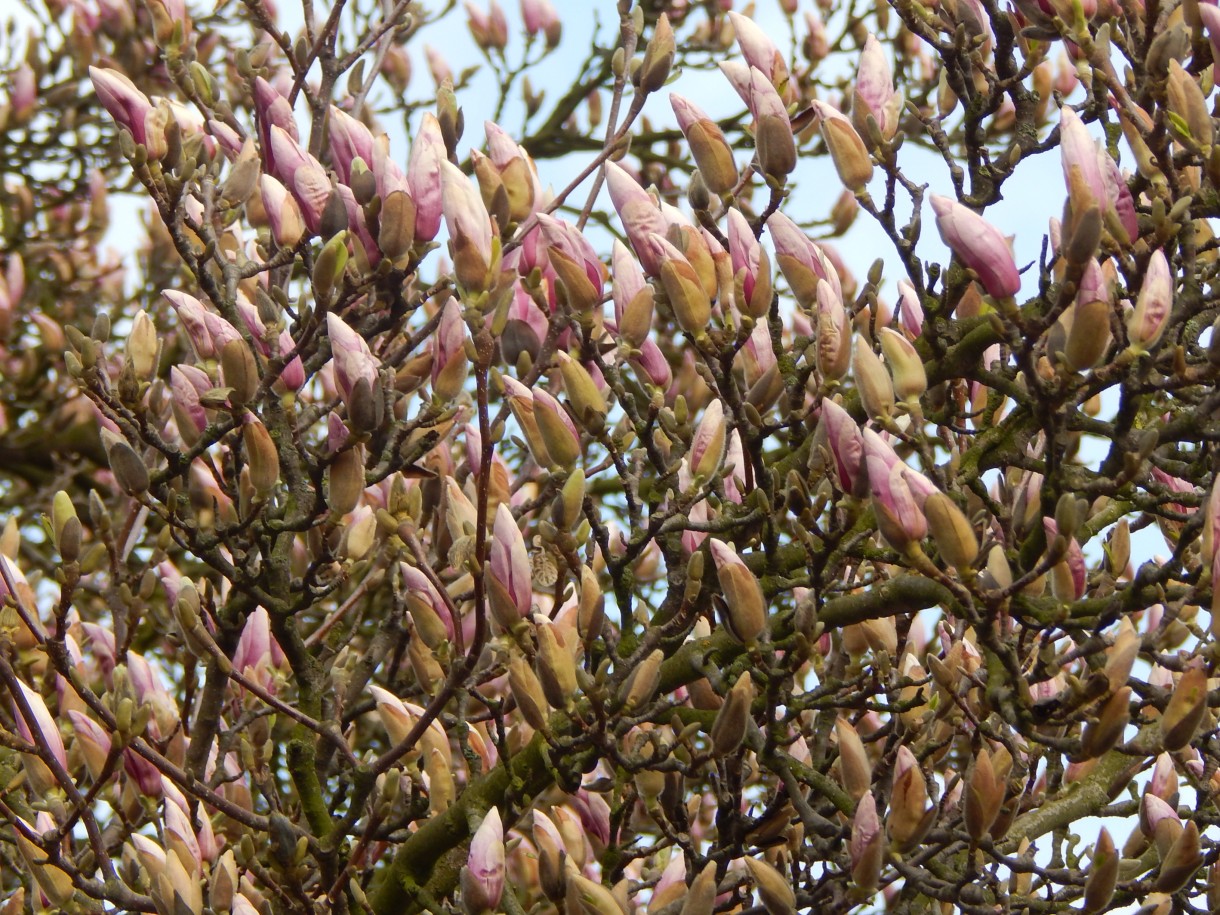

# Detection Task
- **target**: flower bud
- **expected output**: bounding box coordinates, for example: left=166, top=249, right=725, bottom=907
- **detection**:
left=637, top=14, right=675, bottom=94
left=853, top=336, right=894, bottom=422
left=850, top=793, right=885, bottom=896
left=709, top=539, right=766, bottom=645
left=680, top=861, right=718, bottom=915
left=461, top=808, right=505, bottom=915
left=671, top=94, right=738, bottom=196
left=879, top=327, right=926, bottom=406
left=965, top=747, right=1002, bottom=841
left=924, top=492, right=979, bottom=572
left=1083, top=828, right=1118, bottom=914
left=618, top=648, right=663, bottom=712
left=508, top=652, right=551, bottom=733
left=1127, top=249, right=1173, bottom=353
left=1167, top=60, right=1214, bottom=150
left=535, top=622, right=578, bottom=710
left=835, top=718, right=871, bottom=801
left=108, top=439, right=150, bottom=495
left=930, top=195, right=1020, bottom=299
left=1156, top=819, right=1202, bottom=893
left=812, top=101, right=874, bottom=191
left=710, top=671, right=754, bottom=757
left=744, top=856, right=796, bottom=915
left=1081, top=686, right=1131, bottom=759
left=651, top=234, right=711, bottom=335
left=242, top=416, right=279, bottom=499
left=1161, top=663, right=1207, bottom=752
left=887, top=745, right=932, bottom=849
left=533, top=389, right=581, bottom=471
left=558, top=352, right=607, bottom=434
left=13, top=819, right=74, bottom=906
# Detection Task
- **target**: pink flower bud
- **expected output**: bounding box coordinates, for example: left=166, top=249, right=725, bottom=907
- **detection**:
left=67, top=710, right=111, bottom=780
left=443, top=160, right=496, bottom=291
left=409, top=114, right=445, bottom=242
left=930, top=194, right=1021, bottom=298
left=233, top=607, right=279, bottom=692
left=1127, top=249, right=1173, bottom=352
left=605, top=162, right=667, bottom=276
left=269, top=126, right=331, bottom=234
left=1058, top=106, right=1107, bottom=215
left=767, top=212, right=842, bottom=309
left=727, top=208, right=772, bottom=318
left=259, top=174, right=306, bottom=248
left=465, top=0, right=508, bottom=50
left=328, top=106, right=376, bottom=186
left=461, top=808, right=505, bottom=914
left=897, top=278, right=923, bottom=337
left=326, top=313, right=379, bottom=406
left=521, top=0, right=561, bottom=44
left=631, top=339, right=673, bottom=391
left=170, top=365, right=209, bottom=445
left=11, top=679, right=67, bottom=791
left=89, top=66, right=166, bottom=157
left=432, top=297, right=469, bottom=401
left=671, top=93, right=738, bottom=195
left=728, top=11, right=789, bottom=96
left=854, top=35, right=903, bottom=141
left=820, top=400, right=864, bottom=494
left=490, top=503, right=531, bottom=620
left=253, top=77, right=299, bottom=172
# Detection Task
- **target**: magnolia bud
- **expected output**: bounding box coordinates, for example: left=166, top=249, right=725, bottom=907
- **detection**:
left=558, top=352, right=608, bottom=434
left=128, top=309, right=159, bottom=380
left=243, top=417, right=279, bottom=499
left=710, top=671, right=754, bottom=757
left=743, top=856, right=796, bottom=915
left=1081, top=687, right=1131, bottom=759
left=965, top=748, right=1002, bottom=841
left=1155, top=819, right=1202, bottom=893
left=709, top=539, right=767, bottom=645
left=1083, top=828, right=1118, bottom=914
left=108, top=439, right=150, bottom=495
left=618, top=648, right=663, bottom=712
left=1161, top=663, right=1207, bottom=752
left=327, top=445, right=365, bottom=516
left=835, top=718, right=871, bottom=801
left=535, top=623, right=578, bottom=710
left=680, top=861, right=718, bottom=915
left=637, top=14, right=675, bottom=94
left=853, top=337, right=894, bottom=422
left=924, top=492, right=979, bottom=572
left=221, top=338, right=259, bottom=406
left=508, top=652, right=551, bottom=734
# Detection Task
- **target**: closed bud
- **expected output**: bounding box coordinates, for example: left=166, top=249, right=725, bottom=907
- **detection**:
left=578, top=565, right=605, bottom=641
left=108, top=439, right=150, bottom=495
left=1104, top=618, right=1139, bottom=693
left=1083, top=828, right=1118, bottom=914
left=965, top=748, right=1002, bottom=840
left=680, top=861, right=718, bottom=915
left=1156, top=819, right=1202, bottom=893
left=835, top=718, right=871, bottom=801
left=242, top=416, right=280, bottom=498
left=535, top=623, right=578, bottom=710
left=128, top=309, right=159, bottom=380
left=878, top=327, right=926, bottom=406
left=508, top=652, right=551, bottom=733
left=221, top=338, right=259, bottom=406
left=1161, top=663, right=1207, bottom=751
left=744, top=856, right=796, bottom=915
left=853, top=337, right=894, bottom=422
left=619, top=648, right=663, bottom=712
left=710, top=671, right=754, bottom=756
left=637, top=14, right=675, bottom=94
left=567, top=871, right=624, bottom=915
left=888, top=745, right=932, bottom=849
left=533, top=389, right=581, bottom=471
left=709, top=539, right=767, bottom=645
left=327, top=446, right=365, bottom=516
left=1106, top=519, right=1131, bottom=577
left=312, top=231, right=350, bottom=302
left=812, top=101, right=874, bottom=191
left=379, top=189, right=417, bottom=261
left=850, top=793, right=885, bottom=896
left=1167, top=60, right=1214, bottom=150
left=1064, top=298, right=1112, bottom=370
left=558, top=352, right=608, bottom=434
left=1081, top=686, right=1131, bottom=759
left=924, top=492, right=978, bottom=572
left=652, top=234, right=711, bottom=335
left=1127, top=250, right=1172, bottom=353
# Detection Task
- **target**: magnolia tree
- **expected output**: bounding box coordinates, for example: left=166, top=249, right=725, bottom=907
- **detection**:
left=2, top=0, right=1220, bottom=911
